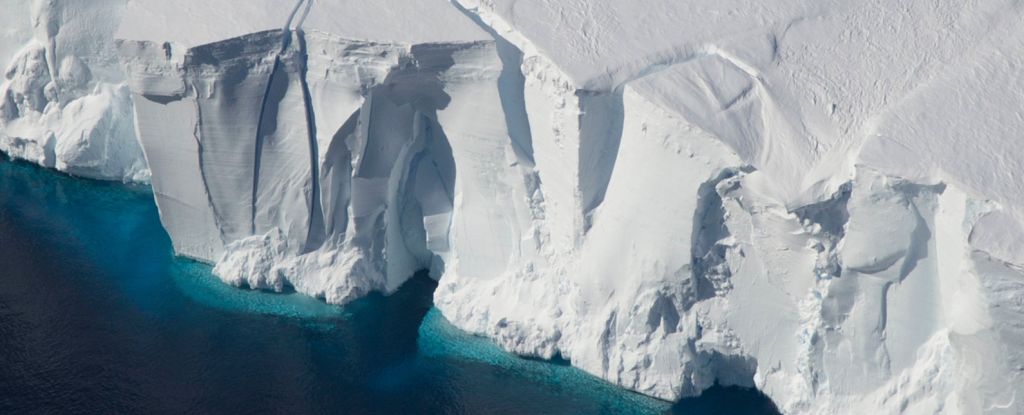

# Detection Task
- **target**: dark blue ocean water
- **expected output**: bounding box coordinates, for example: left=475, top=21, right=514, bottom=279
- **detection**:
left=0, top=155, right=779, bottom=414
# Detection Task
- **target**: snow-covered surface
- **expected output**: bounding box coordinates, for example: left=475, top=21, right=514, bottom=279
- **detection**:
left=3, top=0, right=1024, bottom=413
left=117, top=0, right=487, bottom=46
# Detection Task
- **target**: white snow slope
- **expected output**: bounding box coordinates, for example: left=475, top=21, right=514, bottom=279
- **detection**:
left=3, top=0, right=1024, bottom=413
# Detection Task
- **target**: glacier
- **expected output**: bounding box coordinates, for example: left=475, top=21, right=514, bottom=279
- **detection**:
left=2, top=0, right=1024, bottom=413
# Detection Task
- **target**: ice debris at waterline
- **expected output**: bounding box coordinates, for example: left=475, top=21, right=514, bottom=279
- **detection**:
left=2, top=0, right=1024, bottom=413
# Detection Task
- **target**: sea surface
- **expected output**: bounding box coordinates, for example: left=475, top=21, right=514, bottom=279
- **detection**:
left=0, top=155, right=779, bottom=414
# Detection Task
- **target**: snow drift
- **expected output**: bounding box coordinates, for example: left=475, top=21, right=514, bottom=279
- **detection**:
left=2, top=0, right=1023, bottom=413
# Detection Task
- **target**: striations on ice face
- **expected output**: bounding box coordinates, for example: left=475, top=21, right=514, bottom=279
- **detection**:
left=2, top=0, right=1024, bottom=413
left=116, top=0, right=501, bottom=299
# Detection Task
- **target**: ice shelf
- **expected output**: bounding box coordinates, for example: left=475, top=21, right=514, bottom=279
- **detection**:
left=1, top=1, right=1022, bottom=413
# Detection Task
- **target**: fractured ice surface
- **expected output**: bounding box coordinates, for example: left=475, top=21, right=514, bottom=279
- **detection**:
left=0, top=0, right=146, bottom=181
left=3, top=0, right=1024, bottom=413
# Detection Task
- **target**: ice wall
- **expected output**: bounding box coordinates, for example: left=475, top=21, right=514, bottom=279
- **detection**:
left=2, top=0, right=1024, bottom=413
left=439, top=2, right=1024, bottom=413
left=115, top=0, right=507, bottom=302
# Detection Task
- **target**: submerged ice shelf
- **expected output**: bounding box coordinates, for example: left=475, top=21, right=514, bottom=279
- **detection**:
left=2, top=0, right=1024, bottom=413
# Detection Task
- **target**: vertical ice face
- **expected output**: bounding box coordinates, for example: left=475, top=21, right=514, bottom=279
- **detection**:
left=2, top=0, right=1023, bottom=413
left=116, top=0, right=509, bottom=302
left=436, top=2, right=1024, bottom=413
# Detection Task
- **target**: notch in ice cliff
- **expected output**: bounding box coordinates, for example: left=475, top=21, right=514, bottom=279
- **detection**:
left=2, top=0, right=1024, bottom=413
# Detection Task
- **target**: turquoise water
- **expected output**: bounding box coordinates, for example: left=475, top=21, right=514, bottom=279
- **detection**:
left=0, top=155, right=779, bottom=414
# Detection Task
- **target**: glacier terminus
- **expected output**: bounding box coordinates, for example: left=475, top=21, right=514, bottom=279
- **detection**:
left=1, top=0, right=1023, bottom=413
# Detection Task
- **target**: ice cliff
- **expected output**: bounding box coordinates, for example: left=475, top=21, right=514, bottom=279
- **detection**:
left=3, top=0, right=1024, bottom=413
